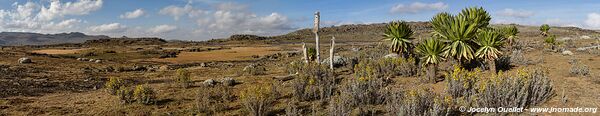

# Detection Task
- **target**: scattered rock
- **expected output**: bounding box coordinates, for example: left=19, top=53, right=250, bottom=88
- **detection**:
left=321, top=56, right=347, bottom=67
left=18, top=57, right=32, bottom=64
left=95, top=60, right=102, bottom=63
left=383, top=53, right=400, bottom=58
left=203, top=79, right=217, bottom=86
left=562, top=50, right=574, bottom=56
left=220, top=77, right=236, bottom=86
left=200, top=63, right=207, bottom=67
left=88, top=59, right=95, bottom=62
left=580, top=35, right=591, bottom=39
left=351, top=47, right=361, bottom=52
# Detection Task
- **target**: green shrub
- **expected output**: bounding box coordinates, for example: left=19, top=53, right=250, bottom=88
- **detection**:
left=353, top=57, right=416, bottom=79
left=445, top=67, right=554, bottom=113
left=105, top=77, right=125, bottom=95
left=134, top=84, right=156, bottom=105
left=197, top=85, right=235, bottom=114
left=116, top=86, right=134, bottom=104
left=291, top=63, right=335, bottom=101
left=175, top=68, right=192, bottom=88
left=386, top=89, right=452, bottom=116
left=240, top=84, right=276, bottom=116
left=569, top=59, right=590, bottom=76
left=307, top=47, right=317, bottom=61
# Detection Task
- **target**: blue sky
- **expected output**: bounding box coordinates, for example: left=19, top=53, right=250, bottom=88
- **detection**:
left=1, top=0, right=600, bottom=40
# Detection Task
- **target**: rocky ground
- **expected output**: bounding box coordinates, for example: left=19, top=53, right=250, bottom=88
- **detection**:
left=0, top=23, right=599, bottom=115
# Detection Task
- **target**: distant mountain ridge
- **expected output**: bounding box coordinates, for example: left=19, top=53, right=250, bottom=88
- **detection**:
left=0, top=32, right=109, bottom=46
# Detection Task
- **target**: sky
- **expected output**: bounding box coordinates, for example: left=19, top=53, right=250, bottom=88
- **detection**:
left=1, top=0, right=600, bottom=41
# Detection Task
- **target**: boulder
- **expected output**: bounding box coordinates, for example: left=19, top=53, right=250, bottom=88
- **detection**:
left=384, top=53, right=400, bottom=58
left=18, top=57, right=32, bottom=64
left=95, top=60, right=102, bottom=63
left=562, top=50, right=574, bottom=56
left=203, top=79, right=217, bottom=86
left=220, top=77, right=236, bottom=86
left=321, top=56, right=347, bottom=67
left=89, top=59, right=96, bottom=62
left=580, top=35, right=591, bottom=39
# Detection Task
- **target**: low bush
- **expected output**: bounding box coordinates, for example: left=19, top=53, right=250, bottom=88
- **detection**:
left=134, top=84, right=157, bottom=105
left=116, top=86, right=134, bottom=104
left=291, top=63, right=335, bottom=101
left=340, top=76, right=388, bottom=107
left=353, top=57, right=417, bottom=78
left=569, top=59, right=590, bottom=76
left=197, top=85, right=236, bottom=114
left=175, top=68, right=192, bottom=88
left=509, top=50, right=531, bottom=65
left=386, top=89, right=453, bottom=116
left=240, top=84, right=277, bottom=116
left=105, top=77, right=125, bottom=95
left=445, top=67, right=554, bottom=113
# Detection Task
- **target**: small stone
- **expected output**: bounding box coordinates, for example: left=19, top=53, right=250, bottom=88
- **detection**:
left=18, top=57, right=32, bottom=64
left=383, top=53, right=400, bottom=58
left=562, top=50, right=574, bottom=56
left=203, top=79, right=217, bottom=86
left=221, top=77, right=236, bottom=86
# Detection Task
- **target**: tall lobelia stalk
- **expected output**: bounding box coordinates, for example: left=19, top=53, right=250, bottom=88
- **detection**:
left=330, top=36, right=335, bottom=70
left=314, top=11, right=321, bottom=63
left=303, top=42, right=308, bottom=63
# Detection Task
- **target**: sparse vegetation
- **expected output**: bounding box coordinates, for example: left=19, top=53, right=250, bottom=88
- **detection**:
left=240, top=84, right=277, bottom=116
left=446, top=67, right=554, bottom=111
left=105, top=77, right=125, bottom=95
left=569, top=59, right=590, bottom=76
left=134, top=84, right=157, bottom=105
left=196, top=85, right=235, bottom=114
left=291, top=63, right=335, bottom=101
left=5, top=5, right=592, bottom=116
left=353, top=57, right=417, bottom=79
left=175, top=68, right=192, bottom=88
left=116, top=86, right=134, bottom=104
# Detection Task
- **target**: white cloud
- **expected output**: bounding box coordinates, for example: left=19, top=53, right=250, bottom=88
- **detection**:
left=88, top=23, right=127, bottom=33
left=0, top=0, right=102, bottom=33
left=42, top=19, right=81, bottom=30
left=192, top=2, right=295, bottom=37
left=585, top=13, right=600, bottom=29
left=148, top=25, right=177, bottom=33
left=390, top=2, right=447, bottom=14
left=497, top=9, right=534, bottom=18
left=159, top=4, right=207, bottom=20
left=37, top=0, right=103, bottom=21
left=120, top=9, right=145, bottom=19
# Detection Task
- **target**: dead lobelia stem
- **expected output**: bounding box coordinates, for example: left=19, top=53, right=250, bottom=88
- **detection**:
left=314, top=11, right=320, bottom=63
left=330, top=36, right=335, bottom=70
left=302, top=42, right=308, bottom=63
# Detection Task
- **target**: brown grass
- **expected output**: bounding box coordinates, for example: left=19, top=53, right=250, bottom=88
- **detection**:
left=151, top=46, right=283, bottom=63
left=31, top=48, right=89, bottom=54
